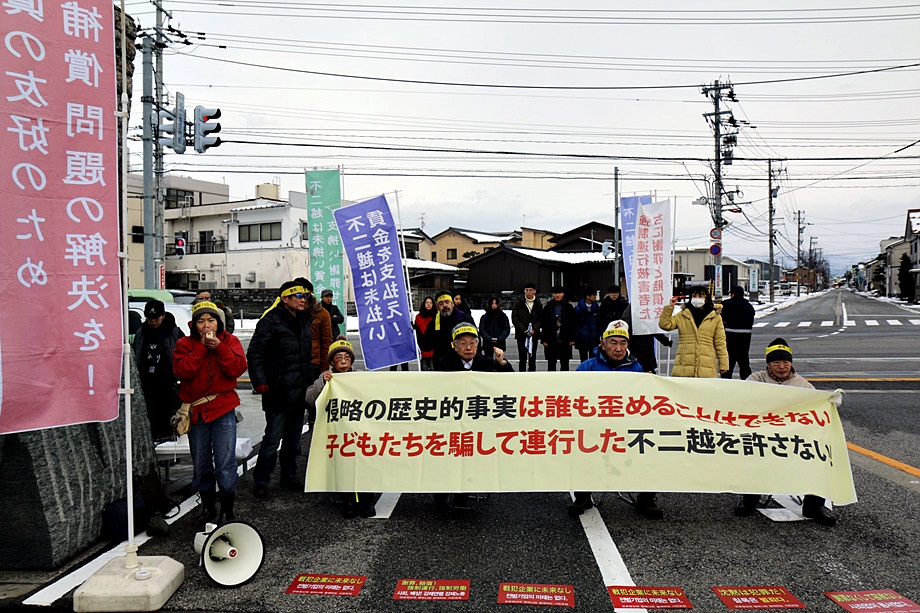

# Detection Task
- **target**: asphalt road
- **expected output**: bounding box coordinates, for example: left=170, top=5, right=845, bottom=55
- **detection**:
left=9, top=289, right=920, bottom=612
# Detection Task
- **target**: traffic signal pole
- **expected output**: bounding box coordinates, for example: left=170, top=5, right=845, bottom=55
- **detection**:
left=141, top=36, right=158, bottom=289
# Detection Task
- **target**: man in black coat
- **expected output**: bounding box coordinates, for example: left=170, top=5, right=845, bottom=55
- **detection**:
left=720, top=285, right=756, bottom=380
left=320, top=288, right=345, bottom=338
left=511, top=282, right=543, bottom=372
left=433, top=323, right=513, bottom=511
left=248, top=280, right=316, bottom=497
left=132, top=299, right=184, bottom=441
left=423, top=291, right=475, bottom=363
left=596, top=284, right=630, bottom=333
left=540, top=285, right=576, bottom=371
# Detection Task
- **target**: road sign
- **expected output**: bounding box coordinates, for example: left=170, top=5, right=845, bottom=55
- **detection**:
left=710, top=227, right=722, bottom=241
left=710, top=244, right=722, bottom=256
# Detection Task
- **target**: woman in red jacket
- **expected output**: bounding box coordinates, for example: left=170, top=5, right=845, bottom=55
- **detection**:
left=414, top=296, right=436, bottom=370
left=173, top=301, right=248, bottom=526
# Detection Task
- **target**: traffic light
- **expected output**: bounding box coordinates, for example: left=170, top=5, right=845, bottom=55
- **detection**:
left=157, top=95, right=187, bottom=154
left=175, top=236, right=186, bottom=258
left=194, top=106, right=221, bottom=153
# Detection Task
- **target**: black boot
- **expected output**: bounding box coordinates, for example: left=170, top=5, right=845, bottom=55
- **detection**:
left=217, top=492, right=235, bottom=525
left=357, top=493, right=377, bottom=518
left=198, top=490, right=218, bottom=528
left=734, top=494, right=760, bottom=517
left=568, top=492, right=594, bottom=517
left=635, top=492, right=663, bottom=520
left=802, top=495, right=836, bottom=527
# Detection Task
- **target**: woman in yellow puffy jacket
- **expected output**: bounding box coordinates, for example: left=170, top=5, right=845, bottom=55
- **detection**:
left=657, top=286, right=728, bottom=378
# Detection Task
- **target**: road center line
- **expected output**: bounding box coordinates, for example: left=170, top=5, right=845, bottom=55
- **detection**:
left=847, top=442, right=920, bottom=479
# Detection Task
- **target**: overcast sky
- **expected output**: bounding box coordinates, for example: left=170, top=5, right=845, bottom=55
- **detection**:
left=125, top=1, right=920, bottom=274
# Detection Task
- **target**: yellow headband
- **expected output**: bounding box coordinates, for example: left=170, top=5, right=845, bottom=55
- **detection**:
left=328, top=339, right=354, bottom=357
left=452, top=324, right=478, bottom=340
left=436, top=293, right=453, bottom=303
left=192, top=301, right=219, bottom=315
left=281, top=285, right=307, bottom=298
left=602, top=320, right=630, bottom=340
left=765, top=344, right=792, bottom=357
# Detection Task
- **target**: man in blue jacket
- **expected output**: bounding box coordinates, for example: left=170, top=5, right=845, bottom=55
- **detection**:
left=569, top=320, right=663, bottom=520
left=574, top=286, right=600, bottom=363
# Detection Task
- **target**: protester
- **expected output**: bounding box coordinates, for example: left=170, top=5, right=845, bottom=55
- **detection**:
left=735, top=338, right=838, bottom=526
left=423, top=291, right=475, bottom=363
left=720, top=285, right=755, bottom=380
left=295, top=278, right=333, bottom=389
left=434, top=322, right=513, bottom=511
left=596, top=284, right=629, bottom=333
left=479, top=296, right=511, bottom=355
left=570, top=321, right=662, bottom=520
left=248, top=281, right=316, bottom=498
left=320, top=288, right=345, bottom=338
left=540, top=285, right=576, bottom=371
left=657, top=286, right=728, bottom=378
left=511, top=282, right=543, bottom=372
left=574, top=286, right=600, bottom=362
left=132, top=299, right=184, bottom=441
left=173, top=301, right=248, bottom=526
left=195, top=289, right=231, bottom=332
left=452, top=292, right=472, bottom=315
left=305, top=337, right=377, bottom=518
left=414, top=296, right=437, bottom=371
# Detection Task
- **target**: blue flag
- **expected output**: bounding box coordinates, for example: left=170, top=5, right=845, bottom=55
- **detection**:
left=619, top=195, right=653, bottom=289
left=333, top=195, right=417, bottom=370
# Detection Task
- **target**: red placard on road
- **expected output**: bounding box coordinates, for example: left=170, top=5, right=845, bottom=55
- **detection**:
left=393, top=578, right=470, bottom=601
left=825, top=590, right=920, bottom=613
left=497, top=582, right=575, bottom=608
left=607, top=586, right=693, bottom=609
left=285, top=573, right=366, bottom=596
left=712, top=585, right=805, bottom=609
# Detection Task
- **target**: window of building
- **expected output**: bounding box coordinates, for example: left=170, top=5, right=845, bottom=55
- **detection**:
left=239, top=222, right=281, bottom=243
left=131, top=225, right=144, bottom=244
left=164, top=189, right=195, bottom=210
left=227, top=274, right=241, bottom=289
left=446, top=248, right=457, bottom=260
left=431, top=251, right=437, bottom=262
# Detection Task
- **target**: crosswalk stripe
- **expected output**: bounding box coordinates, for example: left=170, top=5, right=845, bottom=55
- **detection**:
left=775, top=321, right=790, bottom=328
left=797, top=321, right=812, bottom=327
left=753, top=322, right=768, bottom=328
left=845, top=321, right=856, bottom=326
left=866, top=320, right=879, bottom=326
left=888, top=320, right=903, bottom=326
left=821, top=321, right=834, bottom=326
left=911, top=319, right=920, bottom=325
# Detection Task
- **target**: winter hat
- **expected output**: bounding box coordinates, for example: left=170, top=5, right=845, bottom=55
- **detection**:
left=191, top=300, right=221, bottom=321
left=293, top=277, right=314, bottom=294
left=523, top=281, right=537, bottom=290
left=765, top=338, right=793, bottom=363
left=321, top=288, right=333, bottom=298
left=328, top=335, right=355, bottom=364
left=602, top=319, right=630, bottom=341
left=451, top=322, right=479, bottom=340
left=144, top=299, right=165, bottom=319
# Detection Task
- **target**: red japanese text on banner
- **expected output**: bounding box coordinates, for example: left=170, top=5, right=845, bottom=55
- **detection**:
left=0, top=0, right=122, bottom=433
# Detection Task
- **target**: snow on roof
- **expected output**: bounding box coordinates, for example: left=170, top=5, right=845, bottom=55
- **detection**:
left=404, top=257, right=459, bottom=272
left=909, top=210, right=920, bottom=234
left=507, top=246, right=610, bottom=264
left=229, top=201, right=287, bottom=212
left=455, top=229, right=517, bottom=243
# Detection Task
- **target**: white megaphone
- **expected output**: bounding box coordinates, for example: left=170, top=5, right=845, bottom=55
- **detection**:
left=193, top=521, right=265, bottom=588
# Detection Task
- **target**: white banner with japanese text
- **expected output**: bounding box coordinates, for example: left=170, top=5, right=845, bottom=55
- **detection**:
left=305, top=372, right=856, bottom=504
left=629, top=199, right=672, bottom=336
left=0, top=0, right=122, bottom=433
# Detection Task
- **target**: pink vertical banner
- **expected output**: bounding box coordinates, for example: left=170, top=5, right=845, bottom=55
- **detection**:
left=629, top=200, right=672, bottom=335
left=1, top=0, right=122, bottom=433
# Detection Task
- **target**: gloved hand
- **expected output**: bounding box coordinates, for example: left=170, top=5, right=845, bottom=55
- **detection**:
left=255, top=385, right=269, bottom=394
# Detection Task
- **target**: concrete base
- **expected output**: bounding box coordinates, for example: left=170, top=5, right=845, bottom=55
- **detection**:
left=73, top=556, right=184, bottom=612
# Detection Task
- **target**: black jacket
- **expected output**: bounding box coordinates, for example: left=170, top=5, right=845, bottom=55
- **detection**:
left=321, top=301, right=345, bottom=338
left=720, top=296, right=755, bottom=333
left=246, top=305, right=315, bottom=412
left=597, top=295, right=630, bottom=332
left=133, top=312, right=184, bottom=382
left=540, top=299, right=576, bottom=346
left=479, top=309, right=510, bottom=344
left=511, top=296, right=542, bottom=339
left=435, top=352, right=514, bottom=372
left=423, top=308, right=475, bottom=362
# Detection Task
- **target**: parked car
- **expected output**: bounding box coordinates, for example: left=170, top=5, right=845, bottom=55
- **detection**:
left=128, top=301, right=192, bottom=344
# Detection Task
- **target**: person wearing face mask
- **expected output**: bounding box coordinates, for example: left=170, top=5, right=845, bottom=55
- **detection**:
left=657, top=286, right=728, bottom=378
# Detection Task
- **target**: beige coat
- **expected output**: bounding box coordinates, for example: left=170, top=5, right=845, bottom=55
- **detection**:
left=658, top=305, right=729, bottom=378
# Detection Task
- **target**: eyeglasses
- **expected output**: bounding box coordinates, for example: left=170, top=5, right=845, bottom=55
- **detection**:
left=292, top=293, right=307, bottom=299
left=454, top=340, right=478, bottom=348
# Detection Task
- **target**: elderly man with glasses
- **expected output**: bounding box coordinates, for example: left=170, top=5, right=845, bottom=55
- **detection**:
left=248, top=280, right=316, bottom=498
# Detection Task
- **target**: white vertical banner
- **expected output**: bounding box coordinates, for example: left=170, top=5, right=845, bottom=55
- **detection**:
left=629, top=200, right=672, bottom=336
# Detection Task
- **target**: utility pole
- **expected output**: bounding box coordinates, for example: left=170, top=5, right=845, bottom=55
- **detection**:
left=613, top=166, right=620, bottom=286
left=767, top=160, right=776, bottom=303
left=154, top=0, right=171, bottom=284
left=796, top=210, right=805, bottom=297
left=701, top=80, right=740, bottom=301
left=141, top=36, right=157, bottom=289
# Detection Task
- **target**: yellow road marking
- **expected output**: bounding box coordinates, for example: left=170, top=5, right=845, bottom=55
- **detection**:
left=847, top=442, right=920, bottom=478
